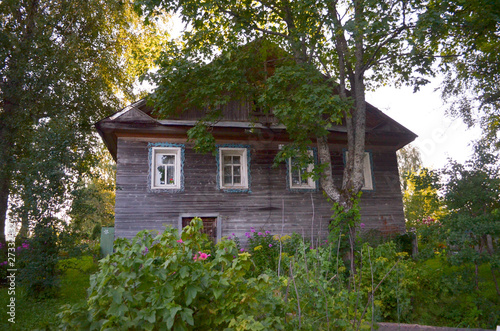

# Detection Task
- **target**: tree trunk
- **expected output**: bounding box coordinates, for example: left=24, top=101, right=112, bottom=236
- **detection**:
left=0, top=176, right=9, bottom=245
left=0, top=101, right=17, bottom=246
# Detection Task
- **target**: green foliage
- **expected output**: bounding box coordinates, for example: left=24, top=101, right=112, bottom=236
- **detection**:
left=403, top=168, right=446, bottom=228
left=441, top=144, right=500, bottom=272
left=0, top=0, right=169, bottom=239
left=59, top=218, right=285, bottom=330
left=17, top=217, right=61, bottom=298
left=69, top=147, right=116, bottom=239
left=358, top=242, right=417, bottom=322
left=0, top=255, right=96, bottom=330
left=136, top=0, right=433, bottom=211
left=410, top=258, right=500, bottom=329
left=397, top=144, right=423, bottom=191
left=244, top=229, right=304, bottom=275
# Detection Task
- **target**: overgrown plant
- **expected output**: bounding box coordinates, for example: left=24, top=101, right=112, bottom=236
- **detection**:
left=59, top=218, right=284, bottom=330
left=17, top=217, right=61, bottom=298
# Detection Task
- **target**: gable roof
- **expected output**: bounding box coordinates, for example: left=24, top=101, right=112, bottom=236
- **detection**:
left=96, top=98, right=417, bottom=161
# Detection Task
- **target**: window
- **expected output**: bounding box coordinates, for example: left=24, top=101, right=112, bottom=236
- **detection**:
left=288, top=150, right=316, bottom=190
left=179, top=214, right=221, bottom=242
left=150, top=146, right=182, bottom=190
left=218, top=146, right=250, bottom=191
left=344, top=151, right=374, bottom=191
left=181, top=217, right=218, bottom=242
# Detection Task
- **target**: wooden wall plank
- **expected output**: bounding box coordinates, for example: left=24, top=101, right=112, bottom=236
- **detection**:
left=114, top=137, right=406, bottom=242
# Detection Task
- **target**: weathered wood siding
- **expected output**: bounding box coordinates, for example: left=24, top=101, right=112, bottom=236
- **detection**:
left=115, top=136, right=405, bottom=243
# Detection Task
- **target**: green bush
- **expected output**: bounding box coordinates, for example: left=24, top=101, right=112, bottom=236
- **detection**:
left=17, top=217, right=61, bottom=298
left=243, top=228, right=304, bottom=275
left=357, top=242, right=418, bottom=322
left=59, top=218, right=285, bottom=330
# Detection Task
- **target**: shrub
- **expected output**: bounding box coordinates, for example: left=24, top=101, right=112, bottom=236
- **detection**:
left=17, top=217, right=61, bottom=298
left=357, top=242, right=418, bottom=322
left=59, top=218, right=285, bottom=330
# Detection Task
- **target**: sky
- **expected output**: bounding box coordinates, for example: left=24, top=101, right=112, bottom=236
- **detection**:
left=366, top=81, right=482, bottom=170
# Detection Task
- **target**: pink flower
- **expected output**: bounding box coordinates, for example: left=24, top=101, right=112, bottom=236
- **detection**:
left=232, top=233, right=236, bottom=236
left=258, top=232, right=262, bottom=236
left=193, top=252, right=211, bottom=261
left=360, top=223, right=366, bottom=229
left=245, top=232, right=250, bottom=238
left=250, top=227, right=255, bottom=233
left=177, top=239, right=183, bottom=243
left=269, top=244, right=272, bottom=248
left=240, top=248, right=245, bottom=252
left=265, top=231, right=270, bottom=235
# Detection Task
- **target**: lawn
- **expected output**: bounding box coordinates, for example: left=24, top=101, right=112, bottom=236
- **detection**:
left=0, top=256, right=96, bottom=330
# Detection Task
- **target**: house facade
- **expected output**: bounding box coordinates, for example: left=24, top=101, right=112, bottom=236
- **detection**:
left=96, top=98, right=416, bottom=243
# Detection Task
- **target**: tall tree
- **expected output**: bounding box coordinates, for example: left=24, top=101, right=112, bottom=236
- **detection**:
left=416, top=0, right=500, bottom=147
left=442, top=143, right=500, bottom=295
left=137, top=0, right=429, bottom=214
left=0, top=0, right=168, bottom=243
left=397, top=143, right=423, bottom=191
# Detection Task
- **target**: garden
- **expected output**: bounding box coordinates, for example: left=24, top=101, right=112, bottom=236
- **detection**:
left=1, top=212, right=498, bottom=330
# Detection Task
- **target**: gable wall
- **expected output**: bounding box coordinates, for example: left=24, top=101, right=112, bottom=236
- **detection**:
left=114, top=136, right=405, bottom=243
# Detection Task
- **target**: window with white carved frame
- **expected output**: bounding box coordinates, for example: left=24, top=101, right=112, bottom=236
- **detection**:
left=218, top=147, right=249, bottom=191
left=151, top=147, right=182, bottom=190
left=289, top=150, right=316, bottom=190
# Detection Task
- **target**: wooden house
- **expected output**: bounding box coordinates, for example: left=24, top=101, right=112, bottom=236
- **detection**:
left=96, top=96, right=416, bottom=243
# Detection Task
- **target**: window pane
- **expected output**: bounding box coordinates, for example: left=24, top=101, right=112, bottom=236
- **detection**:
left=162, top=155, right=175, bottom=165
left=157, top=165, right=165, bottom=185
left=224, top=175, right=232, bottom=185
left=292, top=169, right=301, bottom=186
left=233, top=156, right=240, bottom=164
left=233, top=165, right=240, bottom=176
left=167, top=165, right=175, bottom=184
left=223, top=155, right=232, bottom=165
left=233, top=175, right=241, bottom=184
left=223, top=166, right=232, bottom=185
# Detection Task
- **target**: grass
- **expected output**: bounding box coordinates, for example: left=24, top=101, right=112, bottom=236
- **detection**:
left=0, top=255, right=96, bottom=330
left=410, top=256, right=500, bottom=329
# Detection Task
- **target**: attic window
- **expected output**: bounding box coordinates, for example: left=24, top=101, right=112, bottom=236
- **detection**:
left=150, top=146, right=183, bottom=190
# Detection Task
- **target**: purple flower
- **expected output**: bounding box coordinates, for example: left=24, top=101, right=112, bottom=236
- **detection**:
left=142, top=247, right=149, bottom=255
left=228, top=236, right=232, bottom=240
left=0, top=261, right=7, bottom=266
left=251, top=227, right=255, bottom=233
left=258, top=232, right=262, bottom=236
left=240, top=248, right=245, bottom=252
left=245, top=232, right=250, bottom=238
left=309, top=246, right=313, bottom=250
left=232, top=233, right=236, bottom=236
left=269, top=244, right=272, bottom=248
left=360, top=223, right=366, bottom=229
left=265, top=231, right=270, bottom=235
